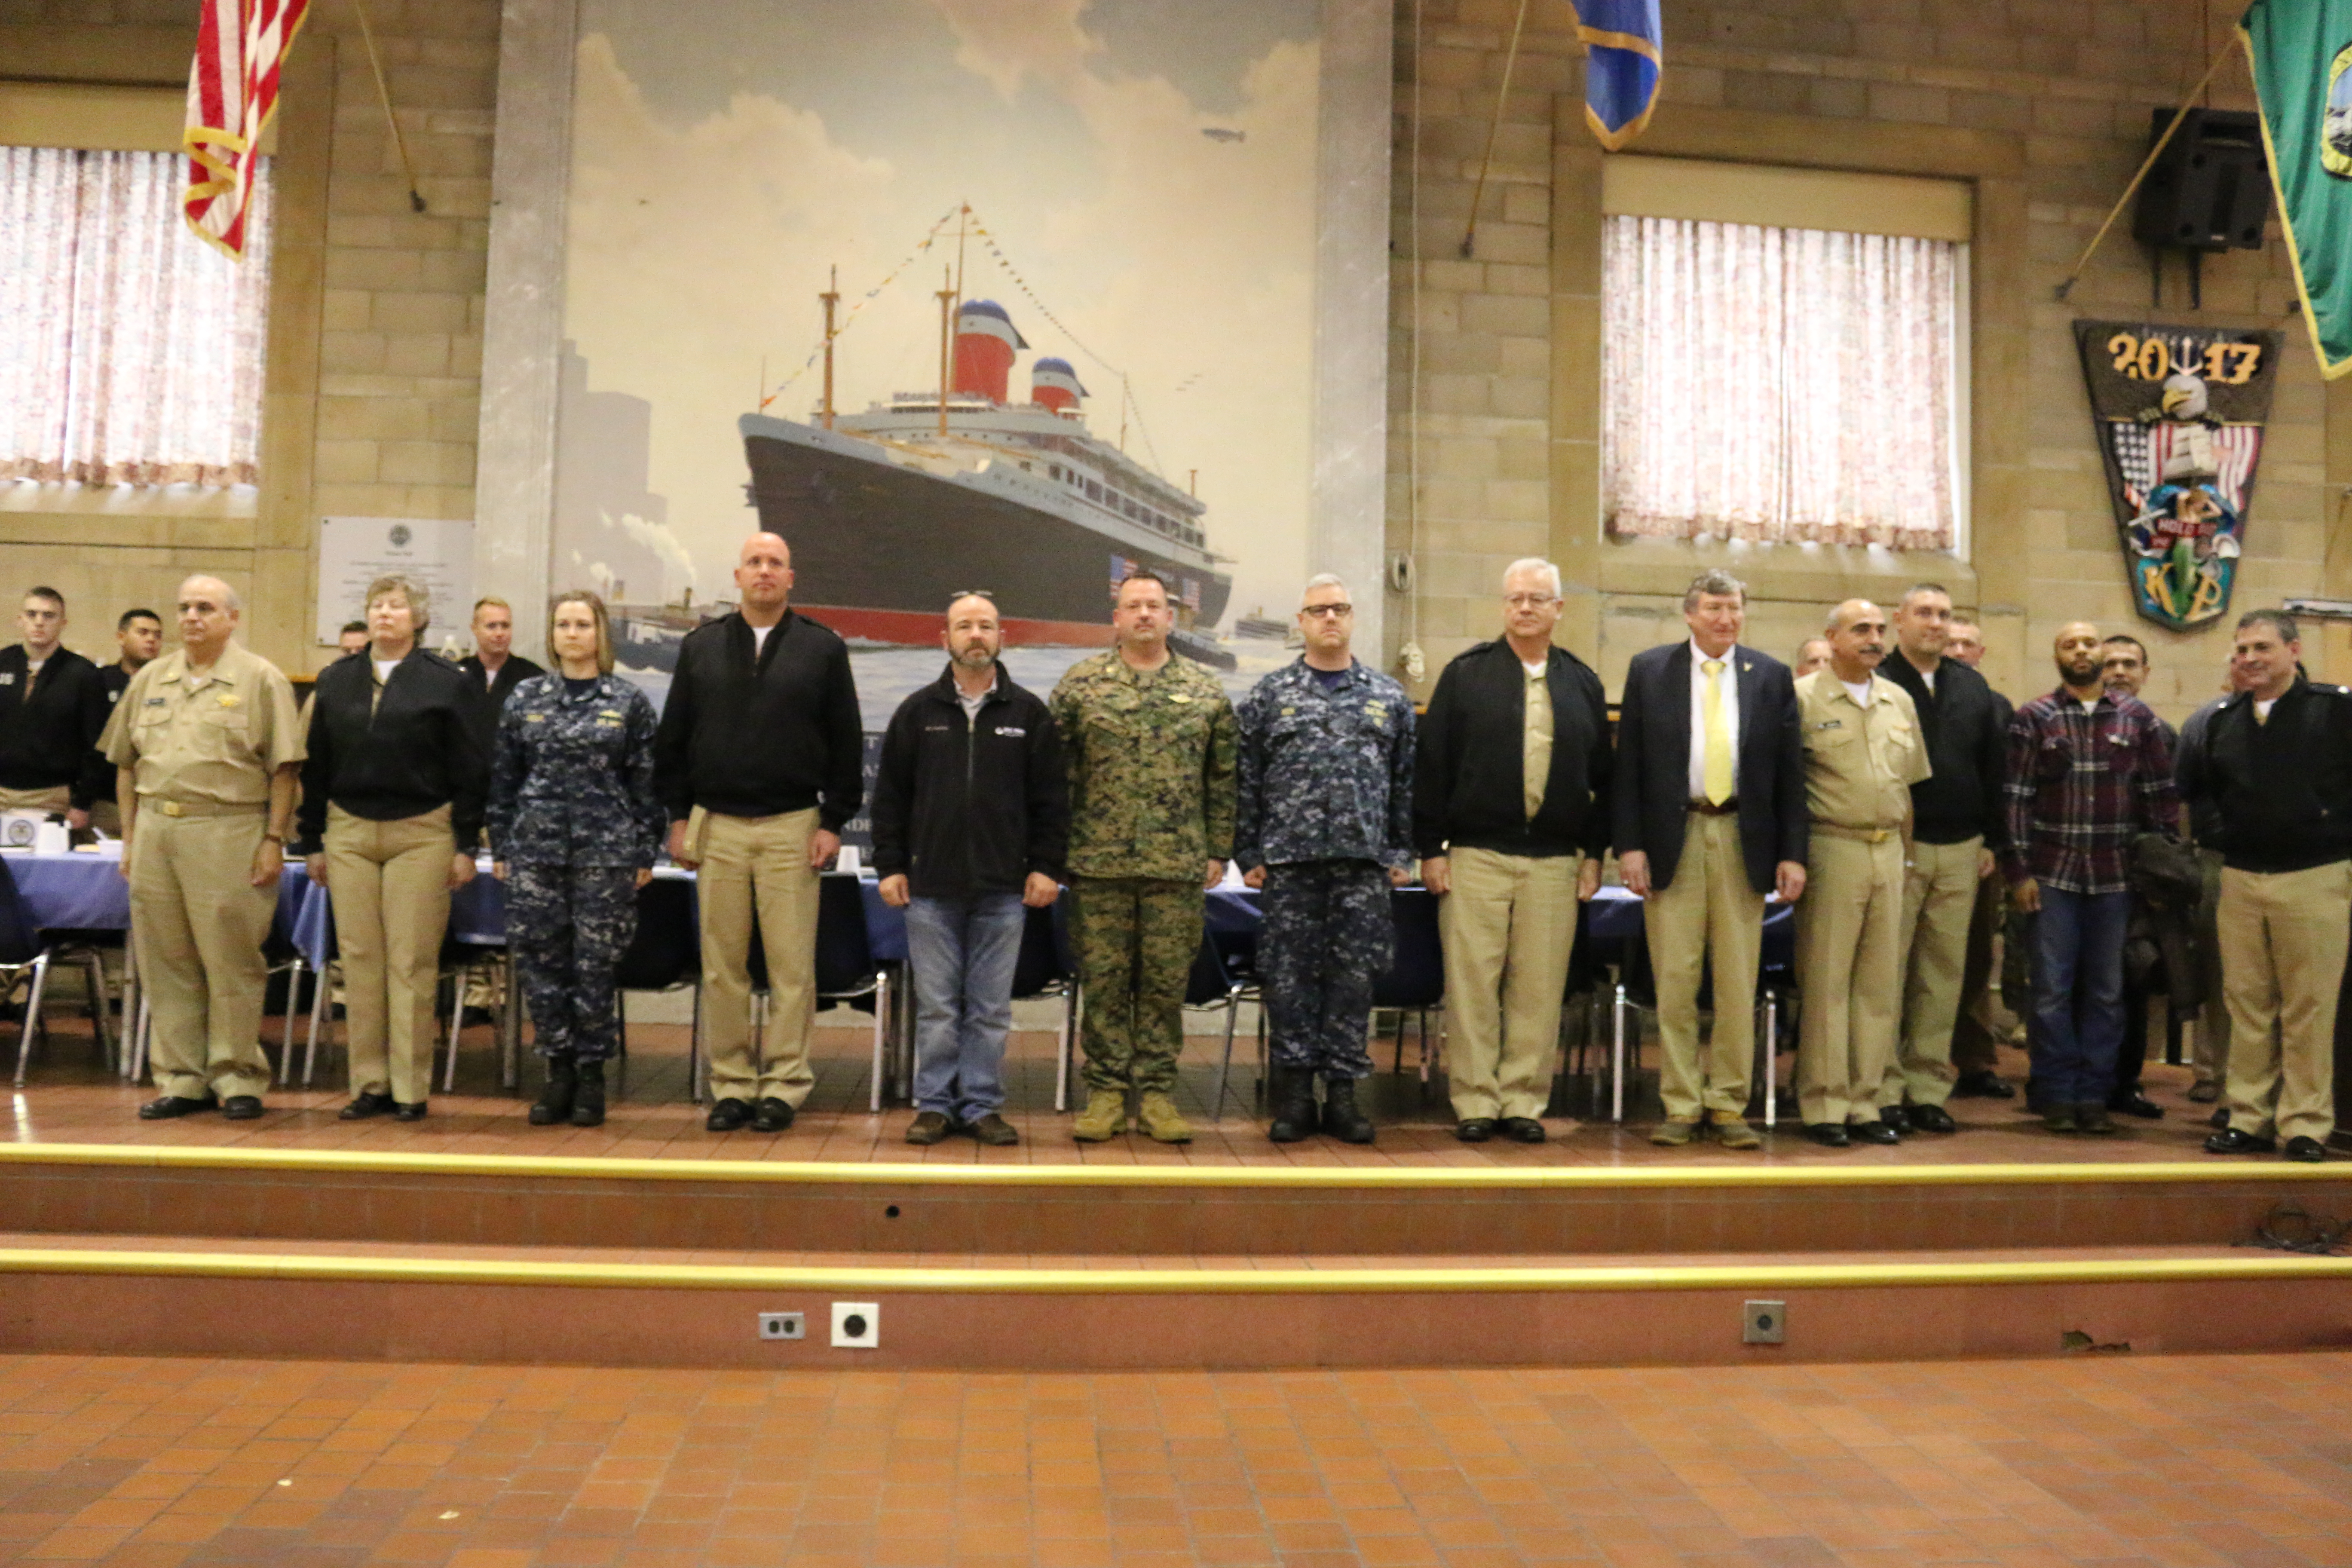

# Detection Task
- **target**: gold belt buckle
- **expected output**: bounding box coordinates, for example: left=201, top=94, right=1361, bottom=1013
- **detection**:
left=161, top=801, right=184, bottom=818
left=1870, top=827, right=1890, bottom=844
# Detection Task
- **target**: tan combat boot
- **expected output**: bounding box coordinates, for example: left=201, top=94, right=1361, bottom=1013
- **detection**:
left=1072, top=1087, right=1127, bottom=1142
left=1136, top=1091, right=1193, bottom=1144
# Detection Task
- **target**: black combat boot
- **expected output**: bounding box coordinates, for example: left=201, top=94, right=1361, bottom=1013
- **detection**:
left=529, top=1054, right=576, bottom=1126
left=1266, top=1065, right=1315, bottom=1143
left=1320, top=1074, right=1375, bottom=1144
left=570, top=1059, right=606, bottom=1127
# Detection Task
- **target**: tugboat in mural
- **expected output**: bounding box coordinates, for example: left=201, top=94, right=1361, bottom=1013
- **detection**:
left=740, top=297, right=1236, bottom=668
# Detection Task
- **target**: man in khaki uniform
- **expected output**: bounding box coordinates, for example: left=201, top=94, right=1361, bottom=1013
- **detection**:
left=1793, top=600, right=1930, bottom=1146
left=101, top=576, right=303, bottom=1121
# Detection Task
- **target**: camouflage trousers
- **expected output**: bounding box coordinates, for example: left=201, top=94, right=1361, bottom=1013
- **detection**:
left=1261, top=860, right=1391, bottom=1078
left=506, top=861, right=639, bottom=1063
left=1070, top=876, right=1198, bottom=1094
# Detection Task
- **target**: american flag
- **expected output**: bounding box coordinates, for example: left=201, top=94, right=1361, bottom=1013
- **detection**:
left=2106, top=420, right=2263, bottom=515
left=184, top=0, right=310, bottom=259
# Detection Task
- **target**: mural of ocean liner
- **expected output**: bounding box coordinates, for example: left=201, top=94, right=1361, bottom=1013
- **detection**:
left=739, top=298, right=1236, bottom=668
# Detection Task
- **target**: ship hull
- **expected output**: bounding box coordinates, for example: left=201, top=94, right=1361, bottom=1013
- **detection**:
left=742, top=422, right=1232, bottom=645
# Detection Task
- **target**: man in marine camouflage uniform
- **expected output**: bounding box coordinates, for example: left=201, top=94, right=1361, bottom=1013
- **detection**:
left=1235, top=574, right=1414, bottom=1145
left=1051, top=570, right=1237, bottom=1143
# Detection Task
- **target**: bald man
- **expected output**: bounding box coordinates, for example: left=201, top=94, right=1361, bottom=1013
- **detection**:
left=653, top=533, right=864, bottom=1134
left=99, top=576, right=304, bottom=1120
left=1791, top=601, right=1929, bottom=1145
left=2002, top=622, right=2178, bottom=1135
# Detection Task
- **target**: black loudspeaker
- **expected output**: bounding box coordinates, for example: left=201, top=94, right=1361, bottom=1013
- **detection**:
left=2132, top=107, right=2272, bottom=252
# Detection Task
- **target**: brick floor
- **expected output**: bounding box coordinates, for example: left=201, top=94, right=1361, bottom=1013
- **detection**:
left=0, top=1351, right=2348, bottom=1565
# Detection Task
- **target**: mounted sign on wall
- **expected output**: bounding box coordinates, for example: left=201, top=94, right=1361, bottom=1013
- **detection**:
left=315, top=517, right=476, bottom=646
left=2071, top=321, right=2282, bottom=633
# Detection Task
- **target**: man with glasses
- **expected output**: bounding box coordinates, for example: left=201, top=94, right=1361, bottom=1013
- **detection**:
left=1614, top=569, right=1807, bottom=1149
left=1415, top=559, right=1611, bottom=1143
left=1235, top=575, right=1415, bottom=1144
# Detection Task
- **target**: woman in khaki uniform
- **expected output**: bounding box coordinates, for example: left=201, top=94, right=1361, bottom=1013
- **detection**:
left=297, top=574, right=486, bottom=1121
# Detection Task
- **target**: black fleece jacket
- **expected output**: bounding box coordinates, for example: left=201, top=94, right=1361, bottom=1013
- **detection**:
left=870, top=664, right=1067, bottom=898
left=1878, top=652, right=2008, bottom=848
left=2176, top=675, right=2352, bottom=873
left=295, top=648, right=488, bottom=852
left=0, top=645, right=109, bottom=809
left=1412, top=639, right=1612, bottom=860
left=651, top=609, right=865, bottom=830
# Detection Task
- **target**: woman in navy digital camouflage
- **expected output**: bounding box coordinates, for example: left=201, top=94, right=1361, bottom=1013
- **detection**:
left=487, top=591, right=665, bottom=1128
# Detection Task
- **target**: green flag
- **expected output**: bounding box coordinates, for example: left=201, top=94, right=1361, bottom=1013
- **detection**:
left=2242, top=0, right=2352, bottom=378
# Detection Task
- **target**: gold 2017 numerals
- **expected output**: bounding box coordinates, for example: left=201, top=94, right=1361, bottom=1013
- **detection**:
left=2104, top=331, right=2262, bottom=385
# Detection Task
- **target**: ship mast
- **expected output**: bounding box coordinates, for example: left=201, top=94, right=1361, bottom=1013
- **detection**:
left=819, top=265, right=839, bottom=430
left=935, top=266, right=955, bottom=438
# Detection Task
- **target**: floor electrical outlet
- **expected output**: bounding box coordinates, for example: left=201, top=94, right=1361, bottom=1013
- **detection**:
left=1743, top=1300, right=1787, bottom=1344
left=757, top=1312, right=804, bottom=1341
left=831, top=1302, right=880, bottom=1349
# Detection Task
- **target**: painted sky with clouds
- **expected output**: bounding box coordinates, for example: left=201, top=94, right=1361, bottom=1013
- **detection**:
left=560, top=0, right=1320, bottom=627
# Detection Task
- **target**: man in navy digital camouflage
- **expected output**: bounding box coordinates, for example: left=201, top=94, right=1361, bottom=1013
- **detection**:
left=1235, top=575, right=1415, bottom=1144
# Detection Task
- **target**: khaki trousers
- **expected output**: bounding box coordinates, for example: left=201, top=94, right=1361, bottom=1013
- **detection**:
left=1796, top=830, right=1905, bottom=1127
left=1648, top=810, right=1762, bottom=1123
left=2218, top=861, right=2351, bottom=1144
left=129, top=806, right=276, bottom=1100
left=323, top=803, right=453, bottom=1104
left=696, top=807, right=821, bottom=1106
left=2193, top=846, right=2232, bottom=1087
left=0, top=785, right=70, bottom=814
left=1438, top=846, right=1580, bottom=1122
left=1886, top=836, right=1981, bottom=1109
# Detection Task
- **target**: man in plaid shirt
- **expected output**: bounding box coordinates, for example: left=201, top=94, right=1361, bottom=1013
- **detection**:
left=2003, top=622, right=2180, bottom=1135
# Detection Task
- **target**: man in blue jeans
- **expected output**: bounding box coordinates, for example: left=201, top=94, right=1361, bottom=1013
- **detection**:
left=872, top=594, right=1069, bottom=1145
left=2002, top=622, right=2178, bottom=1135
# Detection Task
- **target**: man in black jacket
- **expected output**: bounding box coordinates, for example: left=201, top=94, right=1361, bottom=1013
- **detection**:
left=1414, top=559, right=1610, bottom=1144
left=2182, top=610, right=2352, bottom=1163
left=1613, top=569, right=1807, bottom=1149
left=871, top=594, right=1066, bottom=1148
left=1877, top=584, right=2006, bottom=1134
left=0, top=587, right=110, bottom=830
left=295, top=574, right=486, bottom=1120
left=654, top=533, right=864, bottom=1134
left=85, top=607, right=162, bottom=838
left=455, top=596, right=545, bottom=771
left=1944, top=616, right=2020, bottom=1098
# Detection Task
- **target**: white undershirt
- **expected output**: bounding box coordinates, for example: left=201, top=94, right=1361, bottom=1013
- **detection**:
left=1520, top=658, right=1545, bottom=677
left=1918, top=665, right=1936, bottom=695
left=1686, top=640, right=1740, bottom=800
left=2078, top=696, right=2100, bottom=715
left=751, top=623, right=773, bottom=658
left=2256, top=696, right=2278, bottom=721
left=374, top=659, right=399, bottom=686
left=1841, top=678, right=1873, bottom=707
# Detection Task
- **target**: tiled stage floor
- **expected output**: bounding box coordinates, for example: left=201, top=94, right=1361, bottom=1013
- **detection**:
left=8, top=1013, right=2262, bottom=1169
left=3, top=1349, right=2349, bottom=1568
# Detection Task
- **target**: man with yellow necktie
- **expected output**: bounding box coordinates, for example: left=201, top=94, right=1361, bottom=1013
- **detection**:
left=1614, top=570, right=1809, bottom=1149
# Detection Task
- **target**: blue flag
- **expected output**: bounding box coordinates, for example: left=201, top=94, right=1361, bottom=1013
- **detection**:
left=1575, top=0, right=1662, bottom=150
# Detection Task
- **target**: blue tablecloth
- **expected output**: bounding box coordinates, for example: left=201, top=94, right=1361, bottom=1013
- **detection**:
left=4, top=851, right=132, bottom=931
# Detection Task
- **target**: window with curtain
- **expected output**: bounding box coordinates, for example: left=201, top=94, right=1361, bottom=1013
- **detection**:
left=1601, top=214, right=1961, bottom=551
left=0, top=146, right=272, bottom=488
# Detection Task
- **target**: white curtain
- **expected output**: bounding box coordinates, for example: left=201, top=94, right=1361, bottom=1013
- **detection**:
left=1601, top=214, right=1959, bottom=550
left=0, top=147, right=271, bottom=487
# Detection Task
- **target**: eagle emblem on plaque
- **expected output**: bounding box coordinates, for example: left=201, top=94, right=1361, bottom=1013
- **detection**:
left=2073, top=322, right=2282, bottom=632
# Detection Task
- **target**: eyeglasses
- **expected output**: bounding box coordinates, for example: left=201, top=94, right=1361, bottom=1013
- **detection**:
left=1504, top=594, right=1560, bottom=609
left=1300, top=604, right=1353, bottom=619
left=949, top=589, right=995, bottom=602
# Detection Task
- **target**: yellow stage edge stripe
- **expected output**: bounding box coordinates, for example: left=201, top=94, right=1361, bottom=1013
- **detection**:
left=0, top=1142, right=2347, bottom=1190
left=0, top=1246, right=2344, bottom=1294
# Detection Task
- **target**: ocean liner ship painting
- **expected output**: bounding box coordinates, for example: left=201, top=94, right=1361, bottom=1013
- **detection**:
left=740, top=297, right=1236, bottom=668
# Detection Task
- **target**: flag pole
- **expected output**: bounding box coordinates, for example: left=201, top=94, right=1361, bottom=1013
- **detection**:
left=2052, top=35, right=2238, bottom=302
left=348, top=0, right=426, bottom=214
left=1458, top=0, right=1532, bottom=259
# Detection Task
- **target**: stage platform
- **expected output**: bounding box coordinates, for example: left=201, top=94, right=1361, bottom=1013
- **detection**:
left=2, top=1020, right=2347, bottom=1373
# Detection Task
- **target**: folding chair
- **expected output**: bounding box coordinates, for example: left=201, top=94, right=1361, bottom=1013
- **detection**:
left=610, top=876, right=698, bottom=1102
left=1374, top=886, right=1445, bottom=1092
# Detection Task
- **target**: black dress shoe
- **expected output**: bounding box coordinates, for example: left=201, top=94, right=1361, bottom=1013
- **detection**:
left=2285, top=1136, right=2328, bottom=1164
left=2110, top=1092, right=2164, bottom=1120
left=393, top=1102, right=428, bottom=1122
left=752, top=1097, right=796, bottom=1133
left=137, top=1093, right=216, bottom=1121
left=1952, top=1070, right=2014, bottom=1099
left=1880, top=1106, right=1911, bottom=1134
left=220, top=1095, right=264, bottom=1121
left=1498, top=1116, right=1547, bottom=1144
left=1455, top=1118, right=1495, bottom=1143
left=705, top=1097, right=752, bottom=1132
left=1850, top=1121, right=1899, bottom=1145
left=2205, top=1127, right=2277, bottom=1155
left=339, top=1091, right=396, bottom=1121
left=1803, top=1123, right=1850, bottom=1148
left=1905, top=1103, right=1957, bottom=1134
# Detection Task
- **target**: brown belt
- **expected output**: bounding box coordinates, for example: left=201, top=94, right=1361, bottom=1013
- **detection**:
left=1814, top=822, right=1901, bottom=844
left=1686, top=798, right=1738, bottom=816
